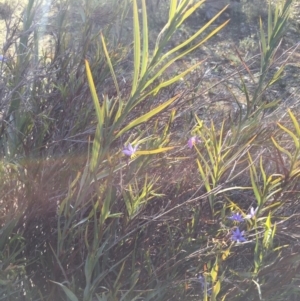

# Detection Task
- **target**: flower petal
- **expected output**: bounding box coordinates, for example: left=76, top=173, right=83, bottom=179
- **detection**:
left=188, top=137, right=197, bottom=149
left=122, top=149, right=131, bottom=156
left=127, top=144, right=134, bottom=153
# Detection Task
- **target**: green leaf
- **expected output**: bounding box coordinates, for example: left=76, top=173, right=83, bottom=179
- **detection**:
left=144, top=19, right=229, bottom=91
left=131, top=0, right=141, bottom=96
left=211, top=259, right=219, bottom=282
left=268, top=64, right=285, bottom=86
left=260, top=156, right=267, bottom=189
left=265, top=212, right=272, bottom=230
left=290, top=167, right=300, bottom=179
left=157, top=3, right=226, bottom=64
left=264, top=212, right=273, bottom=249
left=277, top=122, right=300, bottom=149
left=288, top=109, right=300, bottom=138
left=50, top=281, right=79, bottom=301
left=101, top=33, right=120, bottom=99
left=140, top=0, right=148, bottom=78
left=92, top=162, right=128, bottom=183
left=267, top=0, right=272, bottom=45
left=152, top=61, right=204, bottom=95
left=212, top=280, right=221, bottom=299
left=90, top=126, right=101, bottom=173
left=116, top=95, right=178, bottom=138
left=178, top=0, right=206, bottom=28
left=271, top=136, right=292, bottom=161
left=262, top=99, right=281, bottom=109
left=136, top=147, right=174, bottom=155
left=259, top=17, right=267, bottom=57
left=85, top=60, right=103, bottom=127
left=222, top=248, right=230, bottom=261
left=100, top=187, right=113, bottom=225
left=197, top=158, right=212, bottom=194
left=153, top=0, right=189, bottom=55
left=168, top=0, right=178, bottom=21
left=248, top=159, right=262, bottom=206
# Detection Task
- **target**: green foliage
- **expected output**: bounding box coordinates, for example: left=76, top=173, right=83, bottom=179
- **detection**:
left=1, top=0, right=300, bottom=300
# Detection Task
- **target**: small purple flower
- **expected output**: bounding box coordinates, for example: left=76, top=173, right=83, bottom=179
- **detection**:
left=122, top=143, right=137, bottom=157
left=198, top=275, right=212, bottom=295
left=187, top=136, right=199, bottom=149
left=0, top=55, right=7, bottom=62
left=228, top=212, right=244, bottom=222
left=231, top=228, right=246, bottom=243
left=198, top=275, right=205, bottom=288
left=245, top=206, right=258, bottom=220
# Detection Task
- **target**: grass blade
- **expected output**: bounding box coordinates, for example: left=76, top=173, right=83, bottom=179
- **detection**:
left=116, top=94, right=179, bottom=138
left=101, top=33, right=120, bottom=99
left=140, top=0, right=149, bottom=78
left=131, top=0, right=141, bottom=96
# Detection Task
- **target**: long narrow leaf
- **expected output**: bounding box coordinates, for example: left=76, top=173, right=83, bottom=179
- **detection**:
left=277, top=122, right=300, bottom=149
left=249, top=162, right=262, bottom=206
left=177, top=0, right=206, bottom=28
left=90, top=126, right=101, bottom=172
left=136, top=147, right=174, bottom=155
left=131, top=0, right=141, bottom=96
left=288, top=109, right=300, bottom=138
left=144, top=20, right=229, bottom=91
left=267, top=0, right=272, bottom=45
left=140, top=0, right=149, bottom=78
left=158, top=3, right=228, bottom=65
left=50, top=281, right=79, bottom=301
left=152, top=61, right=204, bottom=95
left=101, top=33, right=120, bottom=99
left=115, top=94, right=179, bottom=138
left=260, top=17, right=267, bottom=57
left=85, top=60, right=103, bottom=127
left=271, top=137, right=293, bottom=161
left=169, top=0, right=178, bottom=21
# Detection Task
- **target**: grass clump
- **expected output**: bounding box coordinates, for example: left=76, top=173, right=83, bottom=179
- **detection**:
left=1, top=0, right=300, bottom=300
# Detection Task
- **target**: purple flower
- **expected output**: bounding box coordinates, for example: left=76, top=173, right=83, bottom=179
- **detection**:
left=228, top=212, right=244, bottom=222
left=198, top=275, right=205, bottom=288
left=198, top=275, right=212, bottom=295
left=187, top=136, right=199, bottom=149
left=122, top=143, right=137, bottom=157
left=0, top=55, right=7, bottom=62
left=231, top=228, right=246, bottom=243
left=245, top=206, right=258, bottom=220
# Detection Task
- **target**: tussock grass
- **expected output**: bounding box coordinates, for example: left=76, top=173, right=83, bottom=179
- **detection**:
left=1, top=0, right=300, bottom=300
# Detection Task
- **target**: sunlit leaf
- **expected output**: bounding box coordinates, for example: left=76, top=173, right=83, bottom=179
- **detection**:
left=168, top=0, right=178, bottom=21
left=90, top=126, right=101, bottom=172
left=158, top=61, right=205, bottom=95
left=211, top=259, right=219, bottom=282
left=212, top=279, right=221, bottom=299
left=136, top=147, right=174, bottom=155
left=222, top=248, right=230, bottom=261
left=288, top=109, right=300, bottom=138
left=101, top=33, right=120, bottom=99
left=85, top=60, right=103, bottom=127
left=140, top=0, right=149, bottom=78
left=277, top=122, right=300, bottom=149
left=271, top=136, right=292, bottom=161
left=116, top=95, right=179, bottom=138
left=131, top=0, right=141, bottom=96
